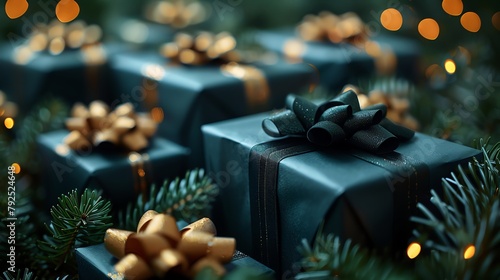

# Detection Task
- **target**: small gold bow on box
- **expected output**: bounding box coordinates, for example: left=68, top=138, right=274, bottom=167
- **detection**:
left=24, top=20, right=102, bottom=55
left=345, top=85, right=420, bottom=131
left=104, top=210, right=236, bottom=280
left=297, top=11, right=369, bottom=47
left=145, top=0, right=207, bottom=28
left=64, top=101, right=158, bottom=152
left=160, top=32, right=240, bottom=65
left=0, top=91, right=18, bottom=126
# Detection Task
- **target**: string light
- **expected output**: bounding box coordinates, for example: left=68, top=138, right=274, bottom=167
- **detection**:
left=464, top=245, right=476, bottom=259
left=380, top=8, right=403, bottom=31
left=418, top=18, right=440, bottom=40
left=11, top=163, right=21, bottom=174
left=56, top=0, right=80, bottom=23
left=442, top=0, right=463, bottom=16
left=444, top=59, right=456, bottom=74
left=5, top=0, right=28, bottom=19
left=407, top=242, right=421, bottom=259
left=4, top=117, right=14, bottom=129
left=461, top=12, right=481, bottom=32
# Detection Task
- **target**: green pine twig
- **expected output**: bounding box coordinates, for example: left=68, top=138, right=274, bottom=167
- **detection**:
left=37, top=189, right=112, bottom=273
left=119, top=169, right=218, bottom=231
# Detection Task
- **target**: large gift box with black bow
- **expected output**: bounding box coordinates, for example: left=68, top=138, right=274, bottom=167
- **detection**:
left=202, top=89, right=481, bottom=274
left=37, top=101, right=189, bottom=210
left=109, top=32, right=317, bottom=167
left=255, top=12, right=420, bottom=91
left=0, top=21, right=122, bottom=111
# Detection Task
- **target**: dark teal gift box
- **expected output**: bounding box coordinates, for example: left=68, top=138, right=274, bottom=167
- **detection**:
left=0, top=43, right=121, bottom=111
left=255, top=30, right=420, bottom=91
left=202, top=113, right=480, bottom=274
left=109, top=51, right=317, bottom=167
left=37, top=130, right=189, bottom=210
left=75, top=244, right=275, bottom=279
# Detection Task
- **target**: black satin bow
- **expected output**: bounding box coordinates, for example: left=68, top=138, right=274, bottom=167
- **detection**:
left=262, top=89, right=415, bottom=154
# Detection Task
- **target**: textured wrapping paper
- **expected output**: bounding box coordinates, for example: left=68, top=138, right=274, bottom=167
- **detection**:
left=110, top=51, right=317, bottom=167
left=202, top=113, right=481, bottom=275
left=255, top=30, right=420, bottom=91
left=37, top=130, right=189, bottom=210
left=0, top=43, right=124, bottom=111
left=75, top=244, right=275, bottom=279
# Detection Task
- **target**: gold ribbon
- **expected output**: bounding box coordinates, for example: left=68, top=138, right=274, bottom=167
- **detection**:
left=160, top=32, right=240, bottom=66
left=297, top=11, right=368, bottom=46
left=64, top=101, right=158, bottom=151
left=0, top=91, right=18, bottom=123
left=104, top=211, right=236, bottom=280
left=144, top=0, right=207, bottom=28
left=344, top=85, right=420, bottom=131
left=221, top=62, right=270, bottom=109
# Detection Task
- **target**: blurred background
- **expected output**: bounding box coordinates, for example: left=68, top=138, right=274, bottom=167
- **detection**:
left=1, top=0, right=499, bottom=143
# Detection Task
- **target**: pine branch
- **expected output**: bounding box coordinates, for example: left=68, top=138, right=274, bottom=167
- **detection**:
left=411, top=140, right=500, bottom=279
left=0, top=268, right=36, bottom=280
left=295, top=233, right=410, bottom=280
left=119, top=169, right=218, bottom=231
left=37, top=189, right=112, bottom=274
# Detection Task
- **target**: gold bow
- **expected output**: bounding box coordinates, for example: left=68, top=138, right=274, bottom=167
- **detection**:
left=64, top=101, right=158, bottom=151
left=104, top=211, right=236, bottom=280
left=145, top=0, right=207, bottom=28
left=297, top=11, right=369, bottom=47
left=345, top=85, right=420, bottom=131
left=0, top=91, right=18, bottom=124
left=160, top=32, right=240, bottom=65
left=24, top=20, right=102, bottom=55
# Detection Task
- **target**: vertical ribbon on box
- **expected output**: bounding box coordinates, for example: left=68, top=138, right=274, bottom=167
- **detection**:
left=141, top=64, right=166, bottom=124
left=248, top=89, right=427, bottom=271
left=128, top=152, right=153, bottom=201
left=221, top=62, right=271, bottom=112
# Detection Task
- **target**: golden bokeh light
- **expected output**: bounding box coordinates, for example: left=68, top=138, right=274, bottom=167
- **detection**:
left=11, top=163, right=21, bottom=174
left=407, top=242, right=421, bottom=259
left=418, top=18, right=440, bottom=40
left=380, top=8, right=403, bottom=31
left=5, top=0, right=29, bottom=19
left=55, top=0, right=80, bottom=23
left=464, top=245, right=476, bottom=259
left=4, top=117, right=14, bottom=129
left=492, top=12, right=500, bottom=31
left=461, top=12, right=481, bottom=32
left=442, top=0, right=463, bottom=16
left=150, top=107, right=165, bottom=123
left=444, top=59, right=456, bottom=74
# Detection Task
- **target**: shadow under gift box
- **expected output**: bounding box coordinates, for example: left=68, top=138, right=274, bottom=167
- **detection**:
left=255, top=30, right=420, bottom=91
left=109, top=51, right=317, bottom=167
left=0, top=43, right=124, bottom=111
left=75, top=243, right=275, bottom=279
left=202, top=113, right=481, bottom=274
left=37, top=130, right=189, bottom=211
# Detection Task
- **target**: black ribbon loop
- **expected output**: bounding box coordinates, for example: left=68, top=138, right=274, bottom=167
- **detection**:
left=262, top=89, right=415, bottom=154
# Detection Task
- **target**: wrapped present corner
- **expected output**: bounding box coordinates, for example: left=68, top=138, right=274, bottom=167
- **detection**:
left=75, top=212, right=274, bottom=279
left=37, top=101, right=189, bottom=210
left=110, top=31, right=317, bottom=167
left=202, top=89, right=481, bottom=273
left=0, top=20, right=123, bottom=110
left=254, top=11, right=420, bottom=91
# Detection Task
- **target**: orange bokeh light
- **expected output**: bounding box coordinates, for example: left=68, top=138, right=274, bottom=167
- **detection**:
left=380, top=8, right=403, bottom=31
left=55, top=0, right=80, bottom=23
left=442, top=0, right=463, bottom=16
left=492, top=12, right=500, bottom=31
left=461, top=12, right=481, bottom=32
left=418, top=18, right=440, bottom=40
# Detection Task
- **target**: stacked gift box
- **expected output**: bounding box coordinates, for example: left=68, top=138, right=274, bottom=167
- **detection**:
left=0, top=4, right=486, bottom=279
